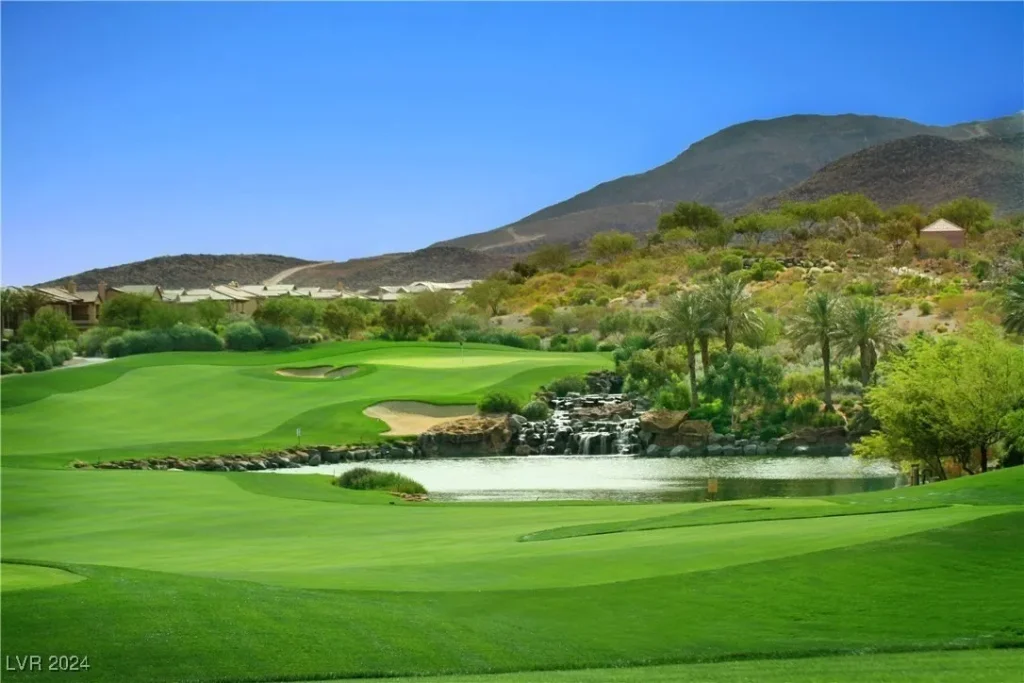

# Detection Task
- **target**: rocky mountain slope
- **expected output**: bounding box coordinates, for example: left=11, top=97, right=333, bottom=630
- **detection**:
left=436, top=112, right=1023, bottom=253
left=289, top=247, right=513, bottom=290
left=36, top=254, right=312, bottom=289
left=755, top=133, right=1024, bottom=213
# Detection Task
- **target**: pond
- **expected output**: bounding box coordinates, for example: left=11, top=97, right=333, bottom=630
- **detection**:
left=267, top=455, right=902, bottom=503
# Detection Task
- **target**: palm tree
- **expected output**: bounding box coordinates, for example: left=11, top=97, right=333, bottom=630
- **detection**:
left=707, top=275, right=762, bottom=352
left=653, top=290, right=715, bottom=408
left=836, top=297, right=899, bottom=385
left=1003, top=272, right=1024, bottom=335
left=789, top=290, right=843, bottom=411
left=696, top=287, right=716, bottom=372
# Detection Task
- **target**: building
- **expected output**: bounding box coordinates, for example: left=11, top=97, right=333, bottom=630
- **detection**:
left=35, top=283, right=104, bottom=329
left=920, top=218, right=966, bottom=249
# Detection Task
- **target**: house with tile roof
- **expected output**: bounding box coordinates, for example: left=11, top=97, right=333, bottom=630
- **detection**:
left=920, top=218, right=966, bottom=248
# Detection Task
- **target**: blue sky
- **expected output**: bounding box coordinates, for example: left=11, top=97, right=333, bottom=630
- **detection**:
left=2, top=2, right=1022, bottom=285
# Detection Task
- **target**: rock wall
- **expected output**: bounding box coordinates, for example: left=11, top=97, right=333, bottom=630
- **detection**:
left=417, top=415, right=514, bottom=457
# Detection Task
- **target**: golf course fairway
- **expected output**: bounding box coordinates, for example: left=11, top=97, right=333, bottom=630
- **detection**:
left=1, top=342, right=1022, bottom=682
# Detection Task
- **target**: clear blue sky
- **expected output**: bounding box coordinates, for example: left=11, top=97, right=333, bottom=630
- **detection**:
left=2, top=2, right=1022, bottom=285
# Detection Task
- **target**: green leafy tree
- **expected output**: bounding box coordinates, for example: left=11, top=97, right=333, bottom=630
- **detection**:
left=194, top=299, right=228, bottom=331
left=21, top=307, right=78, bottom=352
left=780, top=201, right=824, bottom=239
left=817, top=193, right=883, bottom=225
left=734, top=212, right=794, bottom=247
left=930, top=197, right=994, bottom=234
left=788, top=291, right=843, bottom=410
left=464, top=278, right=514, bottom=317
left=706, top=276, right=762, bottom=353
left=322, top=301, right=365, bottom=339
left=670, top=201, right=723, bottom=231
left=142, top=302, right=194, bottom=330
left=699, top=349, right=784, bottom=430
left=653, top=290, right=716, bottom=407
left=99, top=293, right=155, bottom=330
left=878, top=218, right=916, bottom=253
left=1002, top=271, right=1024, bottom=335
left=377, top=301, right=428, bottom=341
left=588, top=231, right=637, bottom=263
left=886, top=204, right=926, bottom=234
left=1, top=288, right=25, bottom=330
left=856, top=324, right=1024, bottom=475
left=836, top=297, right=899, bottom=385
left=527, top=244, right=572, bottom=272
left=529, top=304, right=555, bottom=326
left=410, top=290, right=455, bottom=325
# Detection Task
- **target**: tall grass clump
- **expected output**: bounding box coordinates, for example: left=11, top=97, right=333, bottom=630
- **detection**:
left=333, top=467, right=426, bottom=495
left=478, top=391, right=522, bottom=414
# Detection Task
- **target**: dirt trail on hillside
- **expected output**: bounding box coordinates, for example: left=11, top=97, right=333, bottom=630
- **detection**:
left=264, top=261, right=335, bottom=285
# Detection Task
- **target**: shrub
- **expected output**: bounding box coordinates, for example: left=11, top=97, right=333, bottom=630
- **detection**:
left=919, top=236, right=951, bottom=258
left=7, top=343, right=52, bottom=372
left=529, top=304, right=555, bottom=326
left=786, top=397, right=821, bottom=426
left=812, top=411, right=846, bottom=428
left=258, top=325, right=292, bottom=349
left=548, top=334, right=574, bottom=352
left=48, top=343, right=75, bottom=367
left=685, top=253, right=709, bottom=271
left=844, top=282, right=877, bottom=297
left=430, top=324, right=462, bottom=342
left=841, top=357, right=862, bottom=383
left=0, top=358, right=16, bottom=375
left=520, top=400, right=551, bottom=421
left=597, top=341, right=617, bottom=352
left=78, top=326, right=124, bottom=357
left=545, top=374, right=588, bottom=397
left=971, top=259, right=992, bottom=281
left=168, top=324, right=224, bottom=351
left=918, top=300, right=933, bottom=316
left=750, top=258, right=785, bottom=282
left=520, top=334, right=542, bottom=351
left=574, top=334, right=598, bottom=352
left=333, top=467, right=426, bottom=495
left=720, top=254, right=743, bottom=274
left=105, top=329, right=174, bottom=357
left=224, top=322, right=265, bottom=351
left=848, top=233, right=887, bottom=258
left=478, top=391, right=522, bottom=414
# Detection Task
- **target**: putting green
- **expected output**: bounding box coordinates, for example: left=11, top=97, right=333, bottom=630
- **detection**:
left=0, top=563, right=84, bottom=592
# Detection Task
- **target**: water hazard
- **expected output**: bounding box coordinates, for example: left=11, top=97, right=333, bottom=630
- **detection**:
left=269, top=455, right=901, bottom=503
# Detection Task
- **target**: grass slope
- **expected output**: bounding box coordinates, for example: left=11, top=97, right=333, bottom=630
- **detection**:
left=1, top=342, right=610, bottom=467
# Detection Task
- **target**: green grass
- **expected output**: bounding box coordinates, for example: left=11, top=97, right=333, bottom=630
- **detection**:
left=2, top=342, right=1023, bottom=683
left=320, top=649, right=1024, bottom=683
left=0, top=341, right=610, bottom=467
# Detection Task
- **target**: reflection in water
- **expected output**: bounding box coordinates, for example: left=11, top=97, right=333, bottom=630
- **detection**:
left=270, top=455, right=900, bottom=503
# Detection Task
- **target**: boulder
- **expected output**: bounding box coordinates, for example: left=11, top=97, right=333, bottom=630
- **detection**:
left=514, top=444, right=533, bottom=456
left=756, top=445, right=768, bottom=456
left=585, top=370, right=624, bottom=394
left=669, top=445, right=690, bottom=458
left=323, top=450, right=342, bottom=464
left=743, top=443, right=759, bottom=455
left=645, top=444, right=662, bottom=458
left=417, top=415, right=514, bottom=457
left=639, top=410, right=688, bottom=434
left=307, top=453, right=322, bottom=466
left=777, top=426, right=850, bottom=456
left=639, top=410, right=714, bottom=449
left=509, top=414, right=528, bottom=431
left=721, top=446, right=736, bottom=456
left=706, top=444, right=723, bottom=456
left=572, top=401, right=634, bottom=422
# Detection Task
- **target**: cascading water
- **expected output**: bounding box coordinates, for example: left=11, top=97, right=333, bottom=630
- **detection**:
left=513, top=393, right=641, bottom=456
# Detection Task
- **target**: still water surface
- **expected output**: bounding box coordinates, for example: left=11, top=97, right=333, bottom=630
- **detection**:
left=272, top=455, right=901, bottom=503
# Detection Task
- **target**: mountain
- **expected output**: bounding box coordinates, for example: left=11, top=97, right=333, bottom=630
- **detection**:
left=754, top=133, right=1024, bottom=213
left=435, top=112, right=1023, bottom=252
left=35, top=254, right=313, bottom=290
left=289, top=247, right=512, bottom=290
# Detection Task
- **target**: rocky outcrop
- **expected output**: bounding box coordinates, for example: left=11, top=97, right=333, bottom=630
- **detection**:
left=417, top=415, right=514, bottom=458
left=585, top=370, right=624, bottom=394
left=638, top=411, right=714, bottom=449
left=776, top=427, right=851, bottom=455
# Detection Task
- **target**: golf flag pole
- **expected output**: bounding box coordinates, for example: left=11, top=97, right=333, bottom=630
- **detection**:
left=296, top=427, right=301, bottom=447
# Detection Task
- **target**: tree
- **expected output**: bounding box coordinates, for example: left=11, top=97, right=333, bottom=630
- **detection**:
left=464, top=278, right=513, bottom=316
left=788, top=291, right=843, bottom=411
left=322, top=301, right=365, bottom=339
left=143, top=301, right=194, bottom=330
left=529, top=304, right=554, bottom=326
left=1, top=288, right=25, bottom=330
left=410, top=290, right=454, bottom=325
left=930, top=197, right=994, bottom=234
left=194, top=299, right=229, bottom=331
left=21, top=307, right=78, bottom=352
left=878, top=218, right=916, bottom=253
left=99, top=293, right=155, bottom=330
left=378, top=301, right=428, bottom=341
left=700, top=349, right=784, bottom=430
left=886, top=204, right=926, bottom=234
left=817, top=193, right=883, bottom=225
left=253, top=298, right=294, bottom=328
left=780, top=201, right=824, bottom=239
left=836, top=297, right=899, bottom=385
left=1002, top=271, right=1024, bottom=335
left=856, top=324, right=1024, bottom=476
left=588, top=231, right=636, bottom=263
left=734, top=212, right=794, bottom=247
left=706, top=276, right=762, bottom=353
left=670, top=201, right=723, bottom=231
left=527, top=244, right=572, bottom=272
left=653, top=291, right=716, bottom=407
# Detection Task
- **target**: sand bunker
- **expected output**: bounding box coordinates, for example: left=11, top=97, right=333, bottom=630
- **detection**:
left=363, top=401, right=477, bottom=436
left=275, top=365, right=359, bottom=379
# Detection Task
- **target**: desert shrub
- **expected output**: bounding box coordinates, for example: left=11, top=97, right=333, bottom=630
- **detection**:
left=569, top=286, right=600, bottom=306
left=546, top=374, right=588, bottom=397
left=685, top=253, right=710, bottom=271
left=599, top=310, right=634, bottom=337
left=720, top=254, right=743, bottom=274
left=520, top=400, right=551, bottom=421
left=808, top=239, right=846, bottom=262
left=971, top=259, right=992, bottom=281
left=812, top=411, right=846, bottom=428
left=48, top=343, right=75, bottom=367
left=919, top=236, right=951, bottom=258
left=167, top=324, right=224, bottom=352
left=550, top=310, right=579, bottom=334
left=477, top=391, right=522, bottom=414
left=841, top=357, right=862, bottom=383
left=116, top=330, right=174, bottom=357
left=333, top=467, right=426, bottom=495
left=750, top=258, right=785, bottom=282
left=529, top=304, right=555, bottom=326
left=935, top=294, right=963, bottom=319
left=782, top=369, right=824, bottom=399
left=918, top=300, right=933, bottom=315
left=7, top=343, right=52, bottom=372
left=848, top=233, right=887, bottom=258
left=786, top=397, right=821, bottom=425
left=78, top=326, right=124, bottom=357
left=256, top=324, right=291, bottom=349
left=574, top=334, right=598, bottom=352
left=602, top=270, right=626, bottom=288
left=844, top=281, right=877, bottom=297
left=224, top=322, right=265, bottom=351
left=548, top=334, right=574, bottom=352
left=597, top=340, right=617, bottom=352
left=520, top=334, right=542, bottom=351
left=430, top=324, right=462, bottom=342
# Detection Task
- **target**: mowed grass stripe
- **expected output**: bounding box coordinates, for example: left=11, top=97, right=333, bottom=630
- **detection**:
left=2, top=511, right=1021, bottom=683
